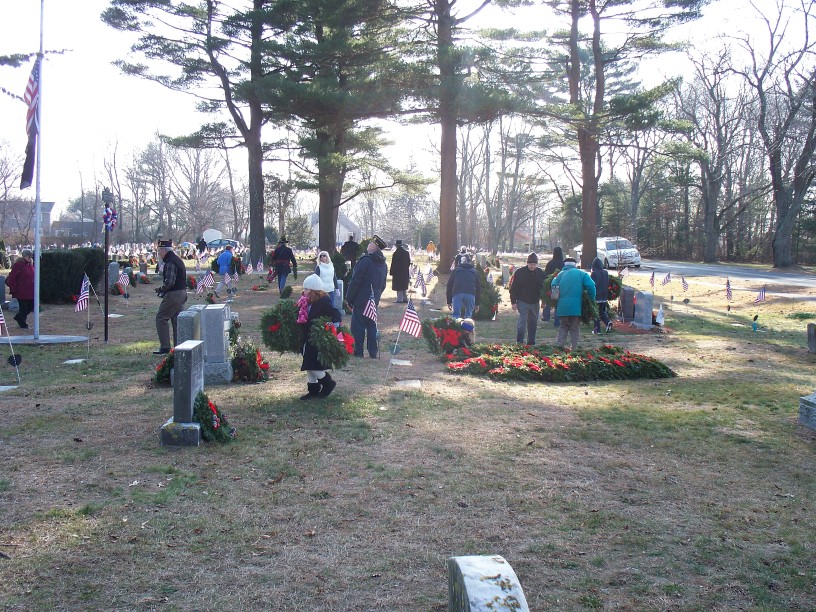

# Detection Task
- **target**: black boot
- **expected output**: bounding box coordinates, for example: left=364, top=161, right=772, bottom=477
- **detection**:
left=299, top=382, right=321, bottom=400
left=318, top=373, right=336, bottom=397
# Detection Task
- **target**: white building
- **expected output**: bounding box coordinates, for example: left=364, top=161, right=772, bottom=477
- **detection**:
left=307, top=211, right=362, bottom=248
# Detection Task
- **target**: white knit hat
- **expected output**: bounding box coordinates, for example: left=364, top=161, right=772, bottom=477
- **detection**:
left=303, top=274, right=323, bottom=291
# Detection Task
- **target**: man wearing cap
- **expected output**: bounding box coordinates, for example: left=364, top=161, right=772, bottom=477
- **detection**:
left=153, top=240, right=188, bottom=355
left=346, top=235, right=388, bottom=358
left=509, top=252, right=546, bottom=345
left=551, top=257, right=596, bottom=350
left=389, top=239, right=411, bottom=303
left=271, top=236, right=297, bottom=294
left=340, top=234, right=360, bottom=270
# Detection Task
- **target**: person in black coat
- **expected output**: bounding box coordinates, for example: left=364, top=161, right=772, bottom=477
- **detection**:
left=541, top=245, right=564, bottom=325
left=299, top=274, right=343, bottom=400
left=340, top=234, right=360, bottom=270
left=389, top=239, right=411, bottom=303
left=509, top=252, right=546, bottom=345
left=271, top=237, right=297, bottom=294
left=346, top=235, right=388, bottom=358
left=591, top=257, right=612, bottom=333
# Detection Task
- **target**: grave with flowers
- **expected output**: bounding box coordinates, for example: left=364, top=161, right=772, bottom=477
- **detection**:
left=422, top=316, right=675, bottom=383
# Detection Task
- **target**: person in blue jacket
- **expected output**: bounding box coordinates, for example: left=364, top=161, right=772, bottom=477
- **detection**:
left=447, top=259, right=480, bottom=319
left=551, top=257, right=596, bottom=350
left=214, top=244, right=235, bottom=298
left=590, top=257, right=612, bottom=333
left=345, top=235, right=388, bottom=358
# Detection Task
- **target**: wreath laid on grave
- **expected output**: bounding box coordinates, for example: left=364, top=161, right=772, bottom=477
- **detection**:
left=154, top=350, right=174, bottom=385
left=193, top=391, right=235, bottom=442
left=140, top=274, right=151, bottom=284
left=186, top=275, right=197, bottom=290
left=260, top=299, right=303, bottom=354
left=231, top=338, right=270, bottom=383
left=110, top=283, right=125, bottom=296
left=251, top=284, right=268, bottom=291
left=422, top=316, right=468, bottom=356
left=310, top=317, right=354, bottom=369
left=229, top=319, right=241, bottom=347
left=205, top=292, right=216, bottom=304
left=443, top=343, right=675, bottom=383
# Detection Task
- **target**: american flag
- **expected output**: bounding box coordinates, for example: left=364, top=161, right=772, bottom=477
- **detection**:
left=681, top=276, right=689, bottom=292
left=246, top=262, right=253, bottom=274
left=232, top=270, right=239, bottom=283
left=20, top=58, right=40, bottom=190
left=224, top=273, right=232, bottom=286
left=118, top=271, right=130, bottom=287
left=649, top=272, right=655, bottom=287
left=409, top=264, right=417, bottom=280
left=257, top=259, right=264, bottom=273
left=363, top=289, right=378, bottom=322
left=619, top=266, right=629, bottom=278
left=661, top=272, right=671, bottom=286
left=75, top=274, right=90, bottom=312
left=425, top=267, right=434, bottom=283
left=755, top=285, right=766, bottom=304
left=725, top=278, right=732, bottom=301
left=0, top=304, right=5, bottom=327
left=414, top=271, right=427, bottom=297
left=486, top=269, right=494, bottom=284
left=399, top=299, right=422, bottom=338
left=197, top=272, right=214, bottom=294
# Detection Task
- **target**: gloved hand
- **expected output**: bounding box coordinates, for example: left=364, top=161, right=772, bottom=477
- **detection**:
left=155, top=287, right=163, bottom=294
left=293, top=271, right=298, bottom=280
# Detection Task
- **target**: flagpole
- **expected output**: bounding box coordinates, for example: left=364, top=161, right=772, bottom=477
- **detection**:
left=2, top=324, right=21, bottom=385
left=32, top=0, right=44, bottom=340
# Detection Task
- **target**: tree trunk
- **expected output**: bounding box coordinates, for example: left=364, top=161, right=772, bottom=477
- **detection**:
left=437, top=0, right=457, bottom=272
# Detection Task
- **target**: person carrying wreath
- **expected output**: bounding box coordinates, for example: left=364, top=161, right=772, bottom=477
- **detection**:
left=551, top=257, right=596, bottom=350
left=271, top=236, right=297, bottom=294
left=298, top=274, right=342, bottom=400
left=509, top=252, right=546, bottom=345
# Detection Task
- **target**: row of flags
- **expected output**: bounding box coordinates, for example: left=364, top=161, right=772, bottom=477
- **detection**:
left=640, top=270, right=766, bottom=304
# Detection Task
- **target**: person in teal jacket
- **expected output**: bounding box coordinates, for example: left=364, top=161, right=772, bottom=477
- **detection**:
left=551, top=257, right=596, bottom=350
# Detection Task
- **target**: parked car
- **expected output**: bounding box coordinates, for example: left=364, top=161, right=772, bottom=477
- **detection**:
left=207, top=238, right=241, bottom=250
left=571, top=237, right=641, bottom=269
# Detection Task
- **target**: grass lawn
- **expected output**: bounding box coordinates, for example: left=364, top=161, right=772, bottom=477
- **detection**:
left=0, top=256, right=814, bottom=610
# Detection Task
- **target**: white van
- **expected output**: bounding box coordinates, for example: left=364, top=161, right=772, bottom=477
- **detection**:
left=571, top=237, right=641, bottom=268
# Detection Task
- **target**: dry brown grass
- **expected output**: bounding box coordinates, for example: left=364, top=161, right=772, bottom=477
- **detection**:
left=1, top=260, right=815, bottom=610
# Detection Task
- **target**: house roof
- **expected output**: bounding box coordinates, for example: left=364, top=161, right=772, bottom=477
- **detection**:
left=307, top=211, right=361, bottom=236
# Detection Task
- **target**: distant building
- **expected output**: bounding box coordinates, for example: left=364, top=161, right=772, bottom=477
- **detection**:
left=0, top=200, right=55, bottom=240
left=307, top=211, right=362, bottom=247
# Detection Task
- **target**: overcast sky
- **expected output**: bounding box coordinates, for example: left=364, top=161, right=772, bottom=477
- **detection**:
left=0, top=0, right=781, bottom=217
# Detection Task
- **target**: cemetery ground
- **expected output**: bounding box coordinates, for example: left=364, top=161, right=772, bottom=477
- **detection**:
left=1, top=260, right=815, bottom=610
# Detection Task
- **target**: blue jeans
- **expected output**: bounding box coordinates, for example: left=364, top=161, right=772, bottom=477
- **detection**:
left=351, top=306, right=378, bottom=357
left=516, top=300, right=540, bottom=345
left=277, top=270, right=289, bottom=293
left=594, top=302, right=611, bottom=332
left=452, top=293, right=475, bottom=319
left=542, top=304, right=560, bottom=327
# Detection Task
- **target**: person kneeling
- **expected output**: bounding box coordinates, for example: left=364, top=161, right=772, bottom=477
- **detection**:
left=299, top=274, right=343, bottom=400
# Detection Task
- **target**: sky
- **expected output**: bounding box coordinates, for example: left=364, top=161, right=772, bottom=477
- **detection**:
left=0, top=0, right=784, bottom=218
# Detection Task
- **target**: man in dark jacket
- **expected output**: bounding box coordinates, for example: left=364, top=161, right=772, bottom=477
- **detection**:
left=340, top=234, right=360, bottom=270
left=346, top=235, right=388, bottom=358
left=446, top=260, right=480, bottom=319
left=271, top=237, right=297, bottom=294
left=509, top=252, right=546, bottom=345
left=590, top=257, right=612, bottom=333
left=153, top=240, right=188, bottom=355
left=389, top=239, right=411, bottom=303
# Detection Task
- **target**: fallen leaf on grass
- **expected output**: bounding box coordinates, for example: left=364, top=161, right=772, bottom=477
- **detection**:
left=304, top=529, right=316, bottom=538
left=527, top=440, right=535, bottom=446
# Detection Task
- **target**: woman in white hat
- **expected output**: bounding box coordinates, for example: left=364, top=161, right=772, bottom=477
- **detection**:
left=298, top=274, right=342, bottom=400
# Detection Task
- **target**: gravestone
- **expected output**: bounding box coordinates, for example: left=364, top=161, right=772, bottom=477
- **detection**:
left=177, top=304, right=207, bottom=345
left=501, top=265, right=510, bottom=285
left=808, top=323, right=816, bottom=354
left=160, top=339, right=203, bottom=446
left=799, top=392, right=816, bottom=431
left=139, top=262, right=148, bottom=275
left=619, top=286, right=635, bottom=322
left=633, top=290, right=654, bottom=329
left=108, top=261, right=120, bottom=285
left=448, top=555, right=529, bottom=612
left=201, top=303, right=233, bottom=384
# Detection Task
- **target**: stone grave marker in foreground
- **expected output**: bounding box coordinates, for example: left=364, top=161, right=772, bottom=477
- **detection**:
left=807, top=323, right=816, bottom=354
left=202, top=303, right=233, bottom=385
left=799, top=392, right=816, bottom=431
left=619, top=286, right=635, bottom=322
left=633, top=290, right=654, bottom=329
left=177, top=304, right=207, bottom=345
left=160, top=340, right=203, bottom=447
left=448, top=555, right=529, bottom=611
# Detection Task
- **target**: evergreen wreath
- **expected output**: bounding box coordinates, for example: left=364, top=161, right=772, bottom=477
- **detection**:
left=231, top=338, right=270, bottom=382
left=443, top=343, right=676, bottom=383
left=607, top=275, right=622, bottom=301
left=110, top=283, right=124, bottom=296
left=309, top=317, right=354, bottom=370
left=186, top=275, right=197, bottom=290
left=541, top=270, right=598, bottom=324
left=260, top=300, right=303, bottom=354
left=193, top=391, right=235, bottom=442
left=474, top=266, right=501, bottom=321
left=205, top=292, right=216, bottom=304
left=154, top=350, right=174, bottom=385
left=421, top=316, right=467, bottom=356
left=280, top=285, right=293, bottom=299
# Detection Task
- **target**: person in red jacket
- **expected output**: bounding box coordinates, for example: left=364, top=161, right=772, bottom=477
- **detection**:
left=5, top=249, right=35, bottom=329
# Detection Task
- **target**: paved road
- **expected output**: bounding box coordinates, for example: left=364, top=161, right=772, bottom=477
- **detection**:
left=620, top=259, right=816, bottom=300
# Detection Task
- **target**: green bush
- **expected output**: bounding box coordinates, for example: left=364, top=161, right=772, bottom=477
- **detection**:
left=40, top=248, right=105, bottom=304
